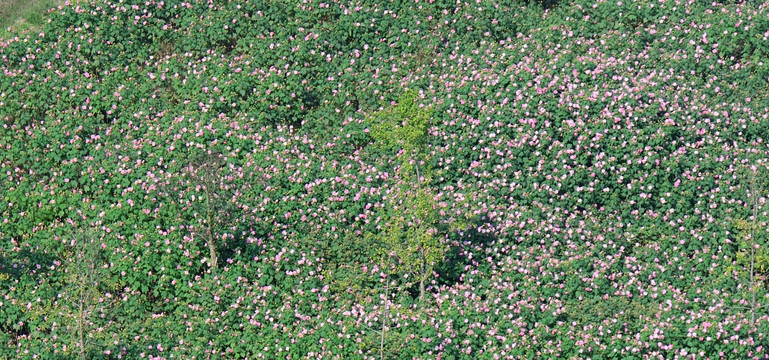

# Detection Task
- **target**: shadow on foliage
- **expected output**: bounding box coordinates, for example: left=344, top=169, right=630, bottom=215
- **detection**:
left=524, top=0, right=562, bottom=10
left=0, top=242, right=60, bottom=283
left=433, top=215, right=498, bottom=289
left=0, top=241, right=62, bottom=345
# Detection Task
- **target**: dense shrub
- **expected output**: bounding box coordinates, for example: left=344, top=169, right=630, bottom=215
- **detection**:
left=2, top=0, right=769, bottom=358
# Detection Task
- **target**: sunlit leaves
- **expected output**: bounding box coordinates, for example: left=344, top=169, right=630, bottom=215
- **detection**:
left=1, top=0, right=769, bottom=358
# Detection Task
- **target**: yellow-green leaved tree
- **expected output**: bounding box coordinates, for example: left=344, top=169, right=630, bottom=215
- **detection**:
left=733, top=164, right=769, bottom=327
left=368, top=90, right=460, bottom=301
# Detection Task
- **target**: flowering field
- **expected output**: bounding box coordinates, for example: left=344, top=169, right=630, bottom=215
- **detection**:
left=2, top=0, right=769, bottom=358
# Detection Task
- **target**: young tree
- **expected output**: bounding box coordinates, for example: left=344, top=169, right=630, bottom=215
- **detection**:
left=374, top=177, right=443, bottom=301
left=57, top=226, right=116, bottom=360
left=184, top=149, right=232, bottom=271
left=338, top=91, right=472, bottom=359
left=713, top=163, right=769, bottom=328
left=368, top=90, right=463, bottom=301
left=733, top=164, right=769, bottom=327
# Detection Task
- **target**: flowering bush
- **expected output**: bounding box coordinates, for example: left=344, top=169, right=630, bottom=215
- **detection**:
left=2, top=0, right=769, bottom=358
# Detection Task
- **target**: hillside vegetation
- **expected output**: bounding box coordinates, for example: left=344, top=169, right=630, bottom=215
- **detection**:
left=2, top=0, right=769, bottom=358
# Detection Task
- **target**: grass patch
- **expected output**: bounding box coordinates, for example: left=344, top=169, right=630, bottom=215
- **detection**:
left=0, top=0, right=65, bottom=37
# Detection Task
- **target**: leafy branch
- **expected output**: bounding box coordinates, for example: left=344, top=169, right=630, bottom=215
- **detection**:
left=713, top=163, right=769, bottom=327
left=56, top=226, right=118, bottom=360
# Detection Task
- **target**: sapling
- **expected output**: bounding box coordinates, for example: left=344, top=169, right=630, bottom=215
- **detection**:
left=369, top=90, right=454, bottom=301
left=185, top=150, right=230, bottom=271
left=59, top=226, right=113, bottom=360
left=737, top=164, right=769, bottom=327
left=715, top=164, right=769, bottom=328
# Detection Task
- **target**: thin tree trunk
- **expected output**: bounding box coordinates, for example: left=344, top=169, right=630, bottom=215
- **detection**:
left=78, top=289, right=86, bottom=360
left=751, top=244, right=756, bottom=326
left=206, top=211, right=218, bottom=270
left=419, top=259, right=426, bottom=301
left=76, top=241, right=91, bottom=360
left=204, top=164, right=218, bottom=270
left=380, top=270, right=389, bottom=360
left=208, top=235, right=218, bottom=270
left=750, top=170, right=758, bottom=327
left=416, top=160, right=425, bottom=302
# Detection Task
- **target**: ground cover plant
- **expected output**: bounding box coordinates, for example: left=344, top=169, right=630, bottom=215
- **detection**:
left=2, top=0, right=769, bottom=358
left=0, top=0, right=64, bottom=38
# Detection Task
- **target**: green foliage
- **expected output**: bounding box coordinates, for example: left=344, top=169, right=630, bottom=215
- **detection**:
left=2, top=0, right=769, bottom=357
left=366, top=91, right=463, bottom=300
left=25, top=226, right=122, bottom=359
left=370, top=90, right=432, bottom=159
left=181, top=148, right=234, bottom=271
left=719, top=164, right=769, bottom=325
left=371, top=180, right=444, bottom=299
left=0, top=0, right=62, bottom=38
